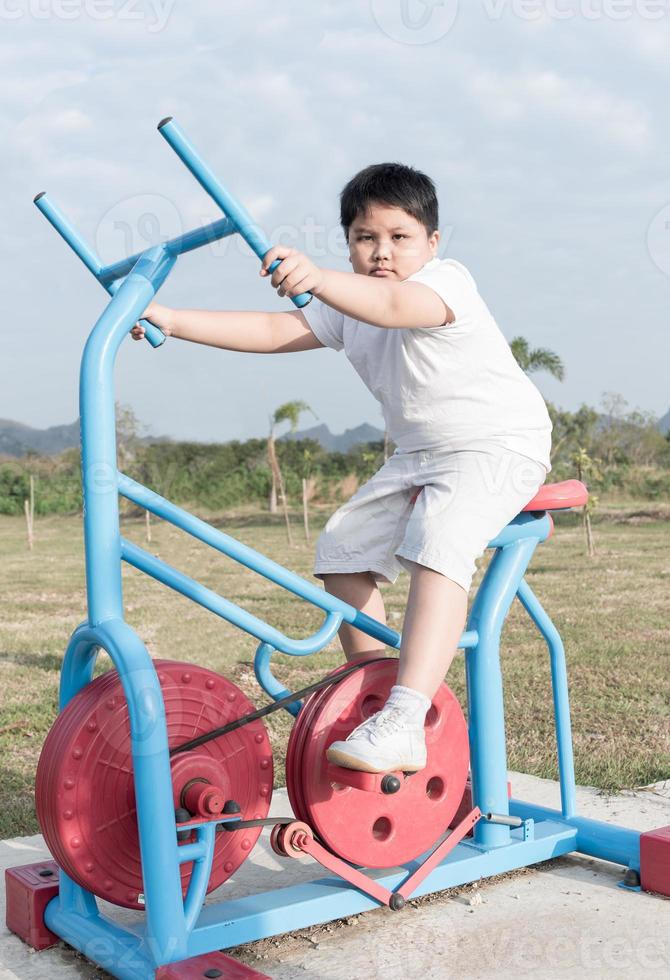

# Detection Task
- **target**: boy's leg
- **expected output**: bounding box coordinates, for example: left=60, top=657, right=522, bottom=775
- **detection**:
left=321, top=566, right=466, bottom=690
left=326, top=450, right=545, bottom=772
left=320, top=571, right=387, bottom=661
left=325, top=562, right=467, bottom=773
left=396, top=561, right=467, bottom=698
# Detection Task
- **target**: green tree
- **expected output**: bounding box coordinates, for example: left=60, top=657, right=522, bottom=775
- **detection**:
left=510, top=337, right=565, bottom=381
left=547, top=402, right=599, bottom=470
left=267, top=400, right=316, bottom=544
left=596, top=392, right=669, bottom=468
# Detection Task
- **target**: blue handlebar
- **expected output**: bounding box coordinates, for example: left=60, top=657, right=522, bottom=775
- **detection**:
left=157, top=117, right=312, bottom=309
left=34, top=117, right=312, bottom=357
left=33, top=192, right=166, bottom=348
left=138, top=318, right=165, bottom=348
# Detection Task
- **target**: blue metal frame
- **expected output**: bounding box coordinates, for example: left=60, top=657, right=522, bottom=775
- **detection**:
left=33, top=119, right=643, bottom=979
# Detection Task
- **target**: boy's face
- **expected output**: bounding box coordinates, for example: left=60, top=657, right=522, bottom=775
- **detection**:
left=347, top=203, right=440, bottom=281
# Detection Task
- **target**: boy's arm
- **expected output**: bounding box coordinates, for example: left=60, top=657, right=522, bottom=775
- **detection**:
left=260, top=247, right=453, bottom=330
left=133, top=304, right=324, bottom=353
left=317, top=270, right=453, bottom=330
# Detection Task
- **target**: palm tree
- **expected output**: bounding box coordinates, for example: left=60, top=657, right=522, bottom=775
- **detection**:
left=510, top=337, right=565, bottom=381
left=267, top=400, right=316, bottom=545
left=511, top=338, right=565, bottom=474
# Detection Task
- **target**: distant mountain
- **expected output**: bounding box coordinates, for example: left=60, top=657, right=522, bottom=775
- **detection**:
left=0, top=419, right=171, bottom=458
left=280, top=422, right=385, bottom=452
left=0, top=416, right=384, bottom=458
left=0, top=419, right=80, bottom=457
left=4, top=407, right=664, bottom=460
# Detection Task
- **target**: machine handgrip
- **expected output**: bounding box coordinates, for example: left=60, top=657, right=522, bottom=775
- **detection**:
left=157, top=117, right=312, bottom=309
left=265, top=259, right=312, bottom=309
left=138, top=318, right=165, bottom=348
left=34, top=192, right=166, bottom=349
left=107, top=279, right=165, bottom=348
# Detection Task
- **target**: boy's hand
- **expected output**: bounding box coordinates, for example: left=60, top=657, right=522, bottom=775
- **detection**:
left=131, top=302, right=173, bottom=341
left=260, top=246, right=324, bottom=299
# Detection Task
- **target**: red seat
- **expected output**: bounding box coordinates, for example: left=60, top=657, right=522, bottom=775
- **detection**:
left=522, top=479, right=588, bottom=512
left=409, top=478, right=588, bottom=513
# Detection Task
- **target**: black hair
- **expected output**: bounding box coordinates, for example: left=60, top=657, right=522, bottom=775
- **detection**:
left=339, top=163, right=438, bottom=241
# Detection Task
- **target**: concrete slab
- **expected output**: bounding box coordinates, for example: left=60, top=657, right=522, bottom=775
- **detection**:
left=2, top=773, right=669, bottom=980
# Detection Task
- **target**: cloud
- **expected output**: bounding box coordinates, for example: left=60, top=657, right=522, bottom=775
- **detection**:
left=626, top=17, right=670, bottom=67
left=466, top=66, right=652, bottom=150
left=1, top=0, right=668, bottom=440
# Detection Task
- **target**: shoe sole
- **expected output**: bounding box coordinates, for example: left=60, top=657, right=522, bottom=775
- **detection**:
left=325, top=746, right=426, bottom=774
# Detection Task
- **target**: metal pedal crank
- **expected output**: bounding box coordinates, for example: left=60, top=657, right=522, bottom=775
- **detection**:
left=270, top=807, right=482, bottom=909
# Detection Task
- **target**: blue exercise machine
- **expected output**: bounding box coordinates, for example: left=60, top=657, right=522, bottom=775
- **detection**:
left=6, top=118, right=659, bottom=980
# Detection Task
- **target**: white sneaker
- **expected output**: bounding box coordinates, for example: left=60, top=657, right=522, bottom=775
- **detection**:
left=325, top=706, right=427, bottom=774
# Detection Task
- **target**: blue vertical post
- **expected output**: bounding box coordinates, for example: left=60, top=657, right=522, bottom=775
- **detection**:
left=465, top=537, right=540, bottom=848
left=76, top=240, right=190, bottom=963
left=79, top=246, right=174, bottom=624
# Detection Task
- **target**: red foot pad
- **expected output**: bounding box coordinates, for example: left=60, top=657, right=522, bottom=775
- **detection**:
left=286, top=658, right=469, bottom=868
left=35, top=660, right=273, bottom=910
left=5, top=860, right=60, bottom=950
left=156, top=950, right=270, bottom=978
left=640, top=825, right=670, bottom=896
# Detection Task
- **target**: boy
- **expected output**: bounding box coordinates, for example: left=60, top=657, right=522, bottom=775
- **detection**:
left=133, top=163, right=551, bottom=775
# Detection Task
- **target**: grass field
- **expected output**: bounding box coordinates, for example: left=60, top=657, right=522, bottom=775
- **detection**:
left=1, top=503, right=669, bottom=841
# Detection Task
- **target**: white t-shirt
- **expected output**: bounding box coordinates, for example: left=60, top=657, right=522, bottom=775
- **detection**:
left=301, top=257, right=552, bottom=473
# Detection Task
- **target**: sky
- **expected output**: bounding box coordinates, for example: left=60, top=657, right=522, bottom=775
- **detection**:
left=2, top=0, right=669, bottom=443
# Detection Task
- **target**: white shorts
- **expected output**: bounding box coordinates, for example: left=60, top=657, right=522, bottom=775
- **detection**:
left=313, top=446, right=547, bottom=594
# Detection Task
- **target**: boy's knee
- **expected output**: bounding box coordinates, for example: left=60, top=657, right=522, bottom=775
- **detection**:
left=320, top=571, right=381, bottom=605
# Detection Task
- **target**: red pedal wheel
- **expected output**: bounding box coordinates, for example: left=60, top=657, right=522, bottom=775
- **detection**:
left=35, top=660, right=273, bottom=909
left=286, top=660, right=353, bottom=826
left=287, top=658, right=468, bottom=868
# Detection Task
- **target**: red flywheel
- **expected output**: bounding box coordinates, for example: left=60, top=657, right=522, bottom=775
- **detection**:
left=286, top=658, right=469, bottom=868
left=35, top=660, right=273, bottom=909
